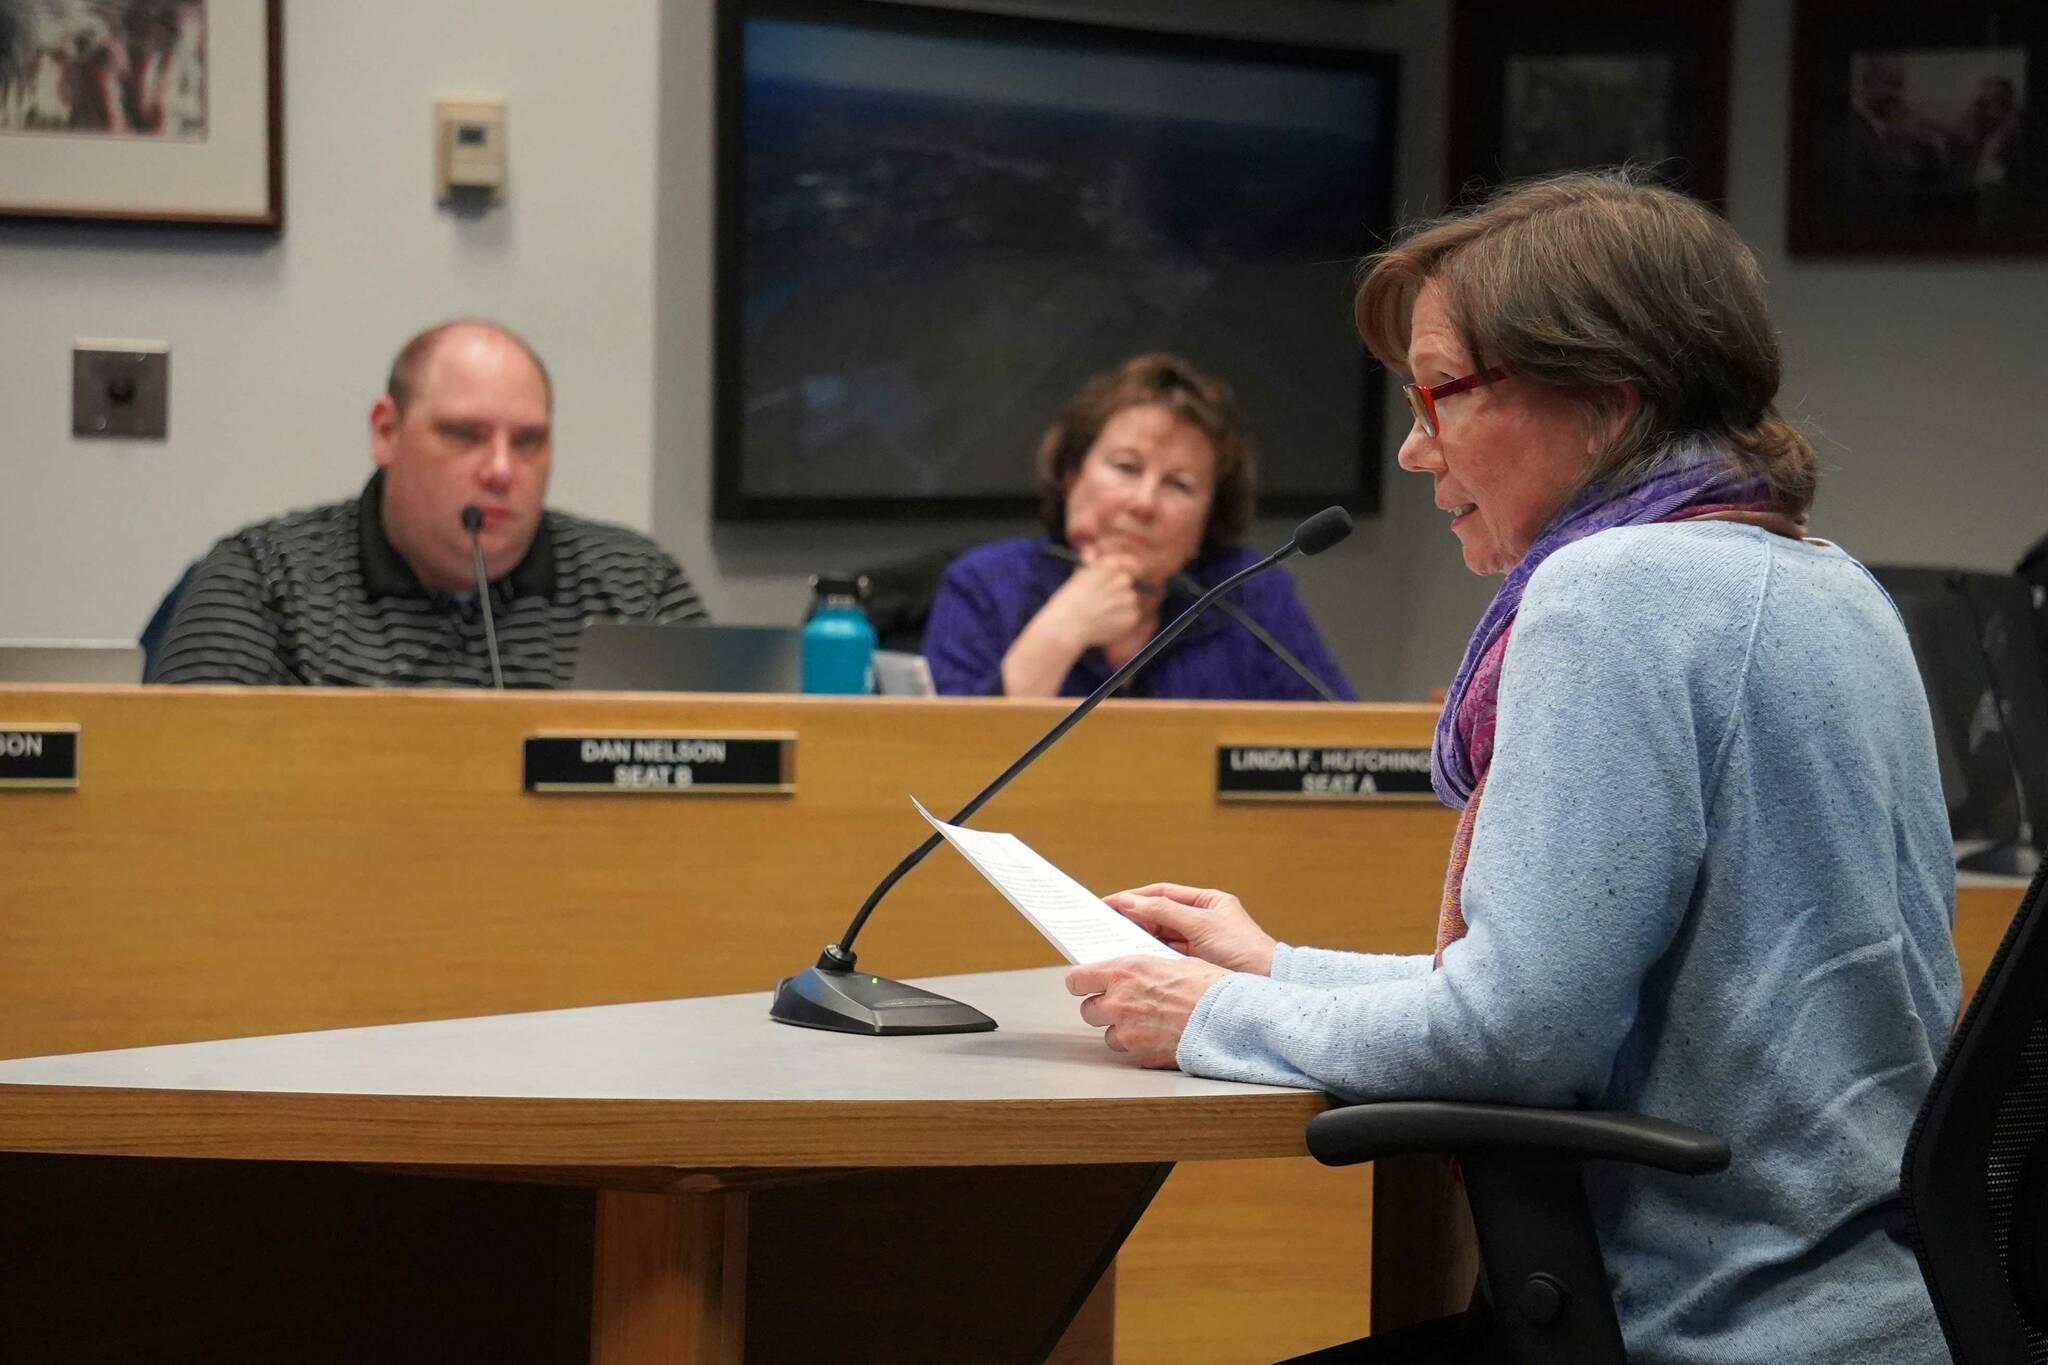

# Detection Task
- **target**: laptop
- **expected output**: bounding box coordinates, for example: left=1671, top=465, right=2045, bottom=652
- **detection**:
left=0, top=640, right=147, bottom=684
left=571, top=622, right=803, bottom=694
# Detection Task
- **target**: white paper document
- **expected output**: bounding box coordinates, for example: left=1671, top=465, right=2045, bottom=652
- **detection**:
left=913, top=798, right=1182, bottom=965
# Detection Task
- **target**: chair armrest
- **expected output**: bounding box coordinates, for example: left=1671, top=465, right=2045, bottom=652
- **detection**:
left=1307, top=1100, right=1730, bottom=1176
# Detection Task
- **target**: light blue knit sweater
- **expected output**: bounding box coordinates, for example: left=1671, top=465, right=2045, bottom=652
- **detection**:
left=1180, top=523, right=1961, bottom=1365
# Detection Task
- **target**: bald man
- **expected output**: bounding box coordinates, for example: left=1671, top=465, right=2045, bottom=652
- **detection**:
left=148, top=320, right=706, bottom=687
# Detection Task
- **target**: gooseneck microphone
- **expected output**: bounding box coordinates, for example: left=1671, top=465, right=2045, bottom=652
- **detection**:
left=1039, top=544, right=1343, bottom=702
left=769, top=505, right=1354, bottom=1036
left=460, top=505, right=506, bottom=690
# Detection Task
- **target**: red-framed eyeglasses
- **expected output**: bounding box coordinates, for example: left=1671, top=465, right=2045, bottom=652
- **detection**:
left=1403, top=367, right=1508, bottom=438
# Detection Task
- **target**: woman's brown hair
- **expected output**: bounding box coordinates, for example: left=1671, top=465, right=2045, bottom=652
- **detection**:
left=1355, top=169, right=1818, bottom=515
left=1035, top=353, right=1257, bottom=551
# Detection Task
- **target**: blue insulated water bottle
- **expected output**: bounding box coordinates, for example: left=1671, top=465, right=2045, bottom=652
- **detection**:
left=801, top=573, right=876, bottom=695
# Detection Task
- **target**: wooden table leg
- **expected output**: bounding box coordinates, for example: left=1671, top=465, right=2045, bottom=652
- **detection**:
left=1046, top=1264, right=1115, bottom=1364
left=592, top=1188, right=749, bottom=1365
left=1368, top=1154, right=1476, bottom=1335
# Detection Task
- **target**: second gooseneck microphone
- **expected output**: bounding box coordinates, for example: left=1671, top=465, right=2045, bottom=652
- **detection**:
left=1038, top=543, right=1343, bottom=702
left=460, top=505, right=506, bottom=690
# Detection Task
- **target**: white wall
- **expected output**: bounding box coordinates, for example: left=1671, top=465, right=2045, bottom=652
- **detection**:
left=6, top=0, right=2043, bottom=697
left=0, top=1, right=663, bottom=640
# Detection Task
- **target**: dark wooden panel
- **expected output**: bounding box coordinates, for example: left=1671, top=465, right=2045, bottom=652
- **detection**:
left=744, top=1163, right=1168, bottom=1363
left=0, top=1154, right=593, bottom=1364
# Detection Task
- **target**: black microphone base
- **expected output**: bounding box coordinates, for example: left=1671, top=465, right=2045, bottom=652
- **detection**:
left=769, top=964, right=997, bottom=1036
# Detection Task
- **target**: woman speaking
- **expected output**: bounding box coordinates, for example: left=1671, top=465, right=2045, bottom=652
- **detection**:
left=1067, top=173, right=1960, bottom=1364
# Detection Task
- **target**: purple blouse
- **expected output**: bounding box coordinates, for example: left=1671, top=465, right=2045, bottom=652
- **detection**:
left=922, top=536, right=1355, bottom=702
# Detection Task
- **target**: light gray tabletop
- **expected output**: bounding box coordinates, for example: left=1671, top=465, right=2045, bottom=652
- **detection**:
left=0, top=967, right=1304, bottom=1103
left=0, top=968, right=1329, bottom=1167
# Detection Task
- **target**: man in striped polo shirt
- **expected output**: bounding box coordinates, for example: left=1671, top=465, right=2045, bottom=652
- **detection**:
left=148, top=319, right=707, bottom=687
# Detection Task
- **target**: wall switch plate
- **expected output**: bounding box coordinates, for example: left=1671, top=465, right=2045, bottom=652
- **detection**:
left=435, top=96, right=507, bottom=202
left=73, top=339, right=170, bottom=439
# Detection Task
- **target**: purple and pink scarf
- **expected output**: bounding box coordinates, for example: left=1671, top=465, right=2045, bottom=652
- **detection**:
left=1430, top=450, right=1788, bottom=964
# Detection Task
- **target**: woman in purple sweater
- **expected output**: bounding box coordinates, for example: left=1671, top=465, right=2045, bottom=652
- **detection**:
left=921, top=353, right=1353, bottom=701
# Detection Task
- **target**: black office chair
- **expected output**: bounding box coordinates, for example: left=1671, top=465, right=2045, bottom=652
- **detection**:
left=851, top=544, right=965, bottom=653
left=1901, top=859, right=2048, bottom=1363
left=2020, top=532, right=2048, bottom=673
left=1299, top=1101, right=1728, bottom=1363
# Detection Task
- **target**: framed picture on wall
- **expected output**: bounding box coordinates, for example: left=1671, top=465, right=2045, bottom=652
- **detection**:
left=0, top=0, right=282, bottom=229
left=1788, top=0, right=2047, bottom=255
left=1448, top=0, right=1732, bottom=205
left=712, top=0, right=1400, bottom=522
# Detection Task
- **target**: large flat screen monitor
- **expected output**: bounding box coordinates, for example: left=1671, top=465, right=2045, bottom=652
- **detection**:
left=713, top=0, right=1400, bottom=522
left=1872, top=565, right=2048, bottom=878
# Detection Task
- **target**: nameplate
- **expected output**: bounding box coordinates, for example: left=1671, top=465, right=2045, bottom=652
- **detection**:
left=524, top=733, right=795, bottom=795
left=1216, top=744, right=1435, bottom=802
left=0, top=725, right=80, bottom=790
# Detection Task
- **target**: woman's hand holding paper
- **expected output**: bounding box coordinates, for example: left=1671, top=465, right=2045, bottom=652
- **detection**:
left=1102, top=883, right=1277, bottom=975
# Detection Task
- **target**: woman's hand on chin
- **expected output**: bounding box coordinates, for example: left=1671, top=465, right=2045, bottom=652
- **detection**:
left=999, top=546, right=1165, bottom=696
left=1038, top=548, right=1153, bottom=651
